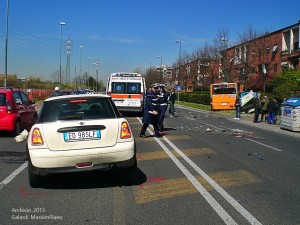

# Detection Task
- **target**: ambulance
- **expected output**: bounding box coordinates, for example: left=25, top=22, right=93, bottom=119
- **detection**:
left=106, top=72, right=146, bottom=114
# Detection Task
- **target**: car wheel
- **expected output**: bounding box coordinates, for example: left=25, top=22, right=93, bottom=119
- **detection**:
left=11, top=120, right=21, bottom=136
left=28, top=161, right=43, bottom=188
left=120, top=160, right=137, bottom=185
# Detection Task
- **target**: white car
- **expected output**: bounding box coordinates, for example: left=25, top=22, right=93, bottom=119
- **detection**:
left=26, top=94, right=136, bottom=187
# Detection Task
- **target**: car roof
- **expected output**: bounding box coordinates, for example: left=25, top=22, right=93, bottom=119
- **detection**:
left=45, top=93, right=110, bottom=102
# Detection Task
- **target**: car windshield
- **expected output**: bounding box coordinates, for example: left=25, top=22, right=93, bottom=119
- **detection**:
left=39, top=97, right=117, bottom=122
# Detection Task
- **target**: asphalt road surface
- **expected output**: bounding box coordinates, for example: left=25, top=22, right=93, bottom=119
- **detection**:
left=0, top=106, right=299, bottom=225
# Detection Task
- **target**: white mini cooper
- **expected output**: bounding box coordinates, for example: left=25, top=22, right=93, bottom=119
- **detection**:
left=26, top=94, right=136, bottom=187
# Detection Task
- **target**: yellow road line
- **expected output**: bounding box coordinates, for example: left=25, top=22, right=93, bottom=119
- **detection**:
left=134, top=170, right=261, bottom=204
left=137, top=148, right=215, bottom=161
left=113, top=187, right=125, bottom=225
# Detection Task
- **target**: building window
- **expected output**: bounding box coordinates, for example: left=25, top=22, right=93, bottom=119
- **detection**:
left=266, top=47, right=270, bottom=54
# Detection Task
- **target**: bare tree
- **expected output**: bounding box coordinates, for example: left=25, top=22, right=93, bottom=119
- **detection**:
left=214, top=28, right=233, bottom=82
left=239, top=23, right=258, bottom=43
left=50, top=69, right=64, bottom=84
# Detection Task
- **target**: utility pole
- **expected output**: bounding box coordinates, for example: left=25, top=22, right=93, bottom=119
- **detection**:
left=4, top=0, right=10, bottom=88
left=66, top=39, right=73, bottom=85
left=95, top=59, right=99, bottom=92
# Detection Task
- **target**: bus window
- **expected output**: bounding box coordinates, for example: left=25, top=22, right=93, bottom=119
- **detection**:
left=213, top=88, right=236, bottom=95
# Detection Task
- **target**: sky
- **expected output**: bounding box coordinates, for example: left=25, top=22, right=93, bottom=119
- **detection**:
left=0, top=0, right=299, bottom=83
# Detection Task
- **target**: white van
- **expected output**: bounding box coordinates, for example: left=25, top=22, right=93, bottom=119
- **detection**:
left=106, top=72, right=146, bottom=114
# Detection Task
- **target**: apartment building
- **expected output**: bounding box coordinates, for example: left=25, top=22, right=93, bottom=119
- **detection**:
left=225, top=20, right=300, bottom=91
left=168, top=20, right=300, bottom=92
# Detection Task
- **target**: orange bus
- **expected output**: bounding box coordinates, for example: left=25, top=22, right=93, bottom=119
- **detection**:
left=210, top=82, right=237, bottom=110
left=106, top=72, right=146, bottom=114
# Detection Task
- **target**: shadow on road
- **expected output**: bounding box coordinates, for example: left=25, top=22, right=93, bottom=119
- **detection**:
left=39, top=167, right=147, bottom=190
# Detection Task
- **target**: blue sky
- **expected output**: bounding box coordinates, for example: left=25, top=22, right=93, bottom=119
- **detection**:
left=0, top=0, right=299, bottom=83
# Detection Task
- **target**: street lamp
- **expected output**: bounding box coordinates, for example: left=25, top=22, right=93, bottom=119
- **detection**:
left=176, top=40, right=182, bottom=90
left=59, top=21, right=66, bottom=88
left=79, top=45, right=83, bottom=88
left=158, top=56, right=163, bottom=81
left=220, top=37, right=227, bottom=81
left=88, top=56, right=92, bottom=89
left=158, top=56, right=162, bottom=68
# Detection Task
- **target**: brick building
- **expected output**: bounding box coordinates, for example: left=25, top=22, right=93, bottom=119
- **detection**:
left=223, top=20, right=300, bottom=92
left=167, top=20, right=300, bottom=92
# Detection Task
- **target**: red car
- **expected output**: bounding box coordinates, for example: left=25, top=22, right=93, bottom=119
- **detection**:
left=0, top=87, right=37, bottom=135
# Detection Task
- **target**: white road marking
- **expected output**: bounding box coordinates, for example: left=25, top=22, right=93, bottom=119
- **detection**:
left=245, top=138, right=283, bottom=152
left=136, top=117, right=238, bottom=225
left=0, top=161, right=28, bottom=190
left=163, top=137, right=262, bottom=225
left=137, top=117, right=262, bottom=225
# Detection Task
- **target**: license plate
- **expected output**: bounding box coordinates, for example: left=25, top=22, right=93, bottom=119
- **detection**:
left=64, top=130, right=101, bottom=142
left=127, top=100, right=138, bottom=106
left=221, top=102, right=228, bottom=105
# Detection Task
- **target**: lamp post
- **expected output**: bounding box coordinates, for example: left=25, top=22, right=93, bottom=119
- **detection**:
left=158, top=56, right=163, bottom=81
left=176, top=40, right=182, bottom=90
left=59, top=22, right=66, bottom=88
left=158, top=56, right=162, bottom=68
left=79, top=45, right=83, bottom=88
left=88, top=56, right=92, bottom=89
left=4, top=0, right=10, bottom=88
left=220, top=37, right=227, bottom=81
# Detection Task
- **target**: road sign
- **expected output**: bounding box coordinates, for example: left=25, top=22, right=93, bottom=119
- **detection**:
left=176, top=86, right=183, bottom=91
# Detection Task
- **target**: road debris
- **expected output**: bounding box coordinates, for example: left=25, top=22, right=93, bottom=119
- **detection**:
left=206, top=128, right=213, bottom=132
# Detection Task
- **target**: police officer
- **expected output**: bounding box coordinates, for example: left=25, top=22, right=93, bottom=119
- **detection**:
left=157, top=84, right=169, bottom=131
left=139, top=84, right=161, bottom=138
left=51, top=87, right=60, bottom=97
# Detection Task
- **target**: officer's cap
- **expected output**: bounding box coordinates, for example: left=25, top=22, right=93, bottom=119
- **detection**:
left=151, top=83, right=159, bottom=88
left=159, top=84, right=166, bottom=88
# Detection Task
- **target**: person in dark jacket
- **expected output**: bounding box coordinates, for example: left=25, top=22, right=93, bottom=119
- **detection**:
left=168, top=88, right=176, bottom=117
left=139, top=84, right=161, bottom=138
left=260, top=95, right=269, bottom=122
left=157, top=84, right=169, bottom=131
left=252, top=93, right=261, bottom=123
left=51, top=86, right=60, bottom=97
left=267, top=98, right=279, bottom=124
left=234, top=95, right=242, bottom=120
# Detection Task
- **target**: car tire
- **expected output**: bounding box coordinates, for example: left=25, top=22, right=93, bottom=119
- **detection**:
left=28, top=161, right=43, bottom=188
left=11, top=120, right=21, bottom=137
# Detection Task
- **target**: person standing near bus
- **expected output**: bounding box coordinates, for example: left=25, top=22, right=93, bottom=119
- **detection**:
left=234, top=95, right=242, bottom=120
left=168, top=88, right=176, bottom=117
left=260, top=95, right=269, bottom=122
left=140, top=84, right=161, bottom=138
left=253, top=93, right=261, bottom=123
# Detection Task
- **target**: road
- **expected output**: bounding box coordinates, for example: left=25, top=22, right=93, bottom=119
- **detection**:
left=0, top=105, right=300, bottom=225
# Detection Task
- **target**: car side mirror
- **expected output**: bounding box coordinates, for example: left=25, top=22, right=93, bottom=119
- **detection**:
left=30, top=100, right=35, bottom=105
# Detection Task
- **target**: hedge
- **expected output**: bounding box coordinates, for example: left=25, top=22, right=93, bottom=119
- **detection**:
left=178, top=93, right=210, bottom=105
